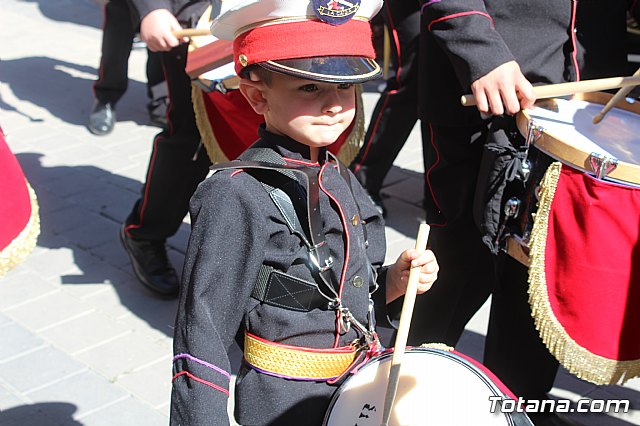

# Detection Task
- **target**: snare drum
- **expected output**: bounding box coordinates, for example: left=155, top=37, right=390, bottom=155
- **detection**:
left=505, top=92, right=640, bottom=385
left=508, top=92, right=640, bottom=257
left=186, top=8, right=260, bottom=163
left=324, top=347, right=533, bottom=426
left=186, top=11, right=238, bottom=94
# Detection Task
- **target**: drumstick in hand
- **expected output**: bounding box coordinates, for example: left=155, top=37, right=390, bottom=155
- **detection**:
left=460, top=75, right=640, bottom=107
left=381, top=223, right=430, bottom=426
left=592, top=67, right=640, bottom=124
left=172, top=28, right=212, bottom=38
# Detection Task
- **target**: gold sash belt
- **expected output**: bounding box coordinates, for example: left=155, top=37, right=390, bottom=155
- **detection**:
left=243, top=332, right=359, bottom=380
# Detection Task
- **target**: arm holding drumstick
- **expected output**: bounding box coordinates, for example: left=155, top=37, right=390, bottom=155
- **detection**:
left=140, top=11, right=212, bottom=50
left=461, top=74, right=640, bottom=110
left=468, top=61, right=536, bottom=116
left=381, top=223, right=432, bottom=426
left=139, top=9, right=185, bottom=52
left=384, top=223, right=437, bottom=304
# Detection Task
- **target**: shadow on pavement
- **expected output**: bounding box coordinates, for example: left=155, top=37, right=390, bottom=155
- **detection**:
left=0, top=56, right=151, bottom=128
left=15, top=152, right=180, bottom=337
left=379, top=165, right=426, bottom=238
left=0, top=402, right=83, bottom=426
left=21, top=0, right=102, bottom=29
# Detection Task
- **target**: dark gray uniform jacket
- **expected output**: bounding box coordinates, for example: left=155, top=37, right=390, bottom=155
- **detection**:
left=419, top=0, right=630, bottom=248
left=171, top=129, right=389, bottom=425
left=419, top=0, right=630, bottom=127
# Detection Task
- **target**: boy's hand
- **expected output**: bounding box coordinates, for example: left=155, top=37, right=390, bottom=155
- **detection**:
left=140, top=9, right=186, bottom=52
left=386, top=248, right=439, bottom=303
left=470, top=60, right=535, bottom=116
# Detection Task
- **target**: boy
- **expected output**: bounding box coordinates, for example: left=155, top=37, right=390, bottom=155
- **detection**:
left=171, top=1, right=439, bottom=425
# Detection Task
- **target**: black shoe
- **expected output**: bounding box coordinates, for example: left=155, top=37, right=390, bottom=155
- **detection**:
left=119, top=226, right=179, bottom=298
left=88, top=101, right=115, bottom=135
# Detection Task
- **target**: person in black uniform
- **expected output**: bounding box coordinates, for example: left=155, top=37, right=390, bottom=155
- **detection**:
left=88, top=0, right=168, bottom=135
left=170, top=1, right=440, bottom=424
left=411, top=1, right=630, bottom=425
left=119, top=0, right=213, bottom=297
left=349, top=0, right=420, bottom=216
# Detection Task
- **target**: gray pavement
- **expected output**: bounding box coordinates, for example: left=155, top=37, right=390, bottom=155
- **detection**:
left=0, top=1, right=639, bottom=425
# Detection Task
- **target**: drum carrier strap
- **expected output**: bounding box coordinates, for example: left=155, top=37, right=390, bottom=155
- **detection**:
left=210, top=147, right=373, bottom=314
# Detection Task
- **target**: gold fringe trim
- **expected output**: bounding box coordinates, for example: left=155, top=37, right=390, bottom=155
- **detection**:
left=193, top=84, right=366, bottom=165
left=528, top=162, right=640, bottom=385
left=192, top=84, right=230, bottom=164
left=244, top=333, right=358, bottom=380
left=0, top=181, right=40, bottom=278
left=419, top=342, right=454, bottom=352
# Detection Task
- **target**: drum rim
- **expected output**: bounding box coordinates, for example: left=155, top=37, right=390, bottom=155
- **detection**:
left=516, top=92, right=640, bottom=185
left=322, top=346, right=515, bottom=425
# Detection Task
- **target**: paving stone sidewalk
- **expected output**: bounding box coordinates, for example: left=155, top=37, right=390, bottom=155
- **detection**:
left=0, top=1, right=639, bottom=425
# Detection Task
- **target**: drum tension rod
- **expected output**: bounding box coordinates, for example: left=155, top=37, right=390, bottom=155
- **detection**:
left=495, top=197, right=521, bottom=248
left=589, top=152, right=618, bottom=180
left=525, top=120, right=544, bottom=148
left=191, top=78, right=228, bottom=94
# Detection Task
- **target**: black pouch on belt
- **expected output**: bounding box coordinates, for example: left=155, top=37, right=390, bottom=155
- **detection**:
left=473, top=115, right=529, bottom=254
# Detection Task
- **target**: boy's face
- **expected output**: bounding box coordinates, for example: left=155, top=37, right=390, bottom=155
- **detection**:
left=258, top=72, right=356, bottom=149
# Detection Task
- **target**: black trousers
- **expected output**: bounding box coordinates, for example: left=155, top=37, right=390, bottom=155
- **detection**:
left=411, top=122, right=559, bottom=400
left=349, top=0, right=420, bottom=195
left=124, top=43, right=211, bottom=241
left=93, top=0, right=164, bottom=106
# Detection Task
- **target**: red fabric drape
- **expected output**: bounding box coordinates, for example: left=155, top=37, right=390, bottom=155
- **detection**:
left=0, top=128, right=31, bottom=250
left=201, top=89, right=354, bottom=160
left=545, top=166, right=640, bottom=361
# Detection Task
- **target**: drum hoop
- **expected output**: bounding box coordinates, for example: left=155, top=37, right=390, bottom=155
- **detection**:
left=196, top=75, right=240, bottom=92
left=505, top=236, right=530, bottom=267
left=516, top=92, right=640, bottom=186
left=322, top=347, right=512, bottom=426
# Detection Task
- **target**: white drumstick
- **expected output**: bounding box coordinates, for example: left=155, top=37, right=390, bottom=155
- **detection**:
left=172, top=28, right=211, bottom=38
left=592, top=67, right=640, bottom=124
left=381, top=223, right=431, bottom=426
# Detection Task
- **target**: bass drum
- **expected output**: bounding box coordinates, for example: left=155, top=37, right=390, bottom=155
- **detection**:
left=323, top=347, right=533, bottom=426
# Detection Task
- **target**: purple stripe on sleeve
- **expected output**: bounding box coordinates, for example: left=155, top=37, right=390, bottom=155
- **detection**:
left=173, top=353, right=231, bottom=380
left=421, top=0, right=442, bottom=11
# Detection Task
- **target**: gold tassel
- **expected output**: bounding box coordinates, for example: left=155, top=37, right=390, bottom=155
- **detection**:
left=528, top=162, right=640, bottom=385
left=192, top=85, right=230, bottom=164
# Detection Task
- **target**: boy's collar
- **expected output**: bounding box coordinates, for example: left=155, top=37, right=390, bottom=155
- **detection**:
left=258, top=124, right=327, bottom=163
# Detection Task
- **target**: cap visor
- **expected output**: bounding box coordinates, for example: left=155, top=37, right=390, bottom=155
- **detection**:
left=259, top=56, right=381, bottom=83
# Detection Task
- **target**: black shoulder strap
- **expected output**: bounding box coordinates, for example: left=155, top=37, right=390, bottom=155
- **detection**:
left=210, top=148, right=339, bottom=307
left=211, top=148, right=329, bottom=262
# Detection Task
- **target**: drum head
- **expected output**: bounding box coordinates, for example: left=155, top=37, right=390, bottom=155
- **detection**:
left=516, top=92, right=640, bottom=185
left=324, top=348, right=518, bottom=426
